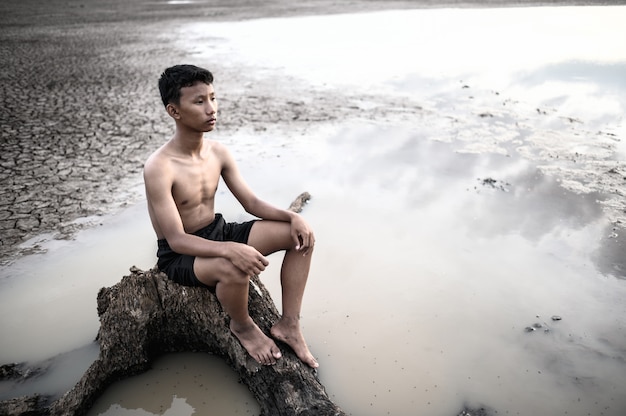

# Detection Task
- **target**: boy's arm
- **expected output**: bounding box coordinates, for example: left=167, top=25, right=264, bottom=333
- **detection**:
left=218, top=144, right=315, bottom=254
left=144, top=157, right=222, bottom=257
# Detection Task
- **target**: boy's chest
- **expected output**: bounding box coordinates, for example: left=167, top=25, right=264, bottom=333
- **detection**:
left=172, top=160, right=221, bottom=206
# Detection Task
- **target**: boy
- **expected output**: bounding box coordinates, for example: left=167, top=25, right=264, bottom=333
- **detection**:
left=143, top=64, right=318, bottom=368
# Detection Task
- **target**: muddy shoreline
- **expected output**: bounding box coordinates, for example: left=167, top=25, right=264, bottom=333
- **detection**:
left=1, top=0, right=626, bottom=264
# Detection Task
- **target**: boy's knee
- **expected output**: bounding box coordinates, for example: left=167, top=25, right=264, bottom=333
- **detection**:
left=219, top=260, right=250, bottom=285
left=196, top=257, right=249, bottom=286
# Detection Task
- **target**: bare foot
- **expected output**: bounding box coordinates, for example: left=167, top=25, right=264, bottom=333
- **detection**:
left=230, top=318, right=282, bottom=365
left=271, top=318, right=319, bottom=368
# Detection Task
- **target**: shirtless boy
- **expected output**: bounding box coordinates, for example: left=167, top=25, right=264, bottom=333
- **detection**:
left=143, top=64, right=318, bottom=368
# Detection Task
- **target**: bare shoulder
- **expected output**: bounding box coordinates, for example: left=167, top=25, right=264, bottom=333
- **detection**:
left=206, top=139, right=229, bottom=158
left=143, top=143, right=174, bottom=181
left=206, top=139, right=236, bottom=167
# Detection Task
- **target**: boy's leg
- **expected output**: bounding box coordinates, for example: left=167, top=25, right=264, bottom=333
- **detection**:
left=193, top=256, right=282, bottom=365
left=247, top=220, right=319, bottom=368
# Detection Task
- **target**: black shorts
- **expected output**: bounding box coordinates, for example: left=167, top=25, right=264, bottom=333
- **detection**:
left=156, top=213, right=257, bottom=287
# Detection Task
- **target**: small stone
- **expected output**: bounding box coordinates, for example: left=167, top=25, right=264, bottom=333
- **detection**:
left=551, top=316, right=562, bottom=321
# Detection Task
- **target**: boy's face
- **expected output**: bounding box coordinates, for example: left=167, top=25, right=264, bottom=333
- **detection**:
left=168, top=81, right=218, bottom=132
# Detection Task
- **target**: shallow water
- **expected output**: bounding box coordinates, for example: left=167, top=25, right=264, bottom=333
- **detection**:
left=2, top=5, right=626, bottom=416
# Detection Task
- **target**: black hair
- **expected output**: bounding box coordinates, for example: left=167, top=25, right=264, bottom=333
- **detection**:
left=158, top=64, right=214, bottom=107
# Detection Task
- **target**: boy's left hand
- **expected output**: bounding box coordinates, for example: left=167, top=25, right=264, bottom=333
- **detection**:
left=290, top=215, right=315, bottom=255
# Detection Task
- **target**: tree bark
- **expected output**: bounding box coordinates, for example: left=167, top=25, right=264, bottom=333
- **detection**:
left=2, top=192, right=347, bottom=416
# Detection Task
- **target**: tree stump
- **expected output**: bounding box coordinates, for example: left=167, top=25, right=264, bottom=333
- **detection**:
left=47, top=266, right=345, bottom=416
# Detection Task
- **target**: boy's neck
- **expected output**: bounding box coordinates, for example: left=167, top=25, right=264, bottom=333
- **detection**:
left=171, top=130, right=205, bottom=155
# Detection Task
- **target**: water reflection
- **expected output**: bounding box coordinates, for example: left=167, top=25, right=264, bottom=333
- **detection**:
left=595, top=223, right=626, bottom=279
left=303, top=124, right=626, bottom=415
left=519, top=61, right=626, bottom=94
left=0, top=343, right=98, bottom=402
left=316, top=125, right=606, bottom=241
left=88, top=353, right=259, bottom=416
left=513, top=60, right=626, bottom=131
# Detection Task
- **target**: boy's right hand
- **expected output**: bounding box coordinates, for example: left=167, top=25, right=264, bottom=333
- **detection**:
left=227, top=242, right=269, bottom=276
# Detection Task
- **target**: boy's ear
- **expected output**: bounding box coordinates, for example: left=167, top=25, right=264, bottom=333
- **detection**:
left=166, top=103, right=180, bottom=119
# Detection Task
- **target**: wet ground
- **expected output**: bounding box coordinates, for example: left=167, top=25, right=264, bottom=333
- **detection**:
left=2, top=1, right=626, bottom=416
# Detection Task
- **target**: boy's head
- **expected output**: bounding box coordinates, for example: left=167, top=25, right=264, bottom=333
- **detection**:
left=158, top=64, right=214, bottom=107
